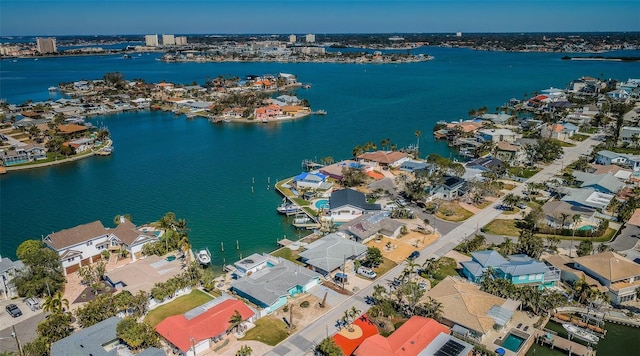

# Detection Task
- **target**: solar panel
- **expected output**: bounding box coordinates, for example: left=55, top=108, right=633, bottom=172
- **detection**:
left=434, top=339, right=467, bottom=356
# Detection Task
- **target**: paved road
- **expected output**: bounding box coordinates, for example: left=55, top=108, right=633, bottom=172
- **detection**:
left=265, top=136, right=600, bottom=356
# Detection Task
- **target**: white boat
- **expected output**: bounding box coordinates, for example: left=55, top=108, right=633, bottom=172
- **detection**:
left=562, top=323, right=599, bottom=344
left=196, top=249, right=211, bottom=266
left=277, top=201, right=301, bottom=215
left=48, top=86, right=58, bottom=92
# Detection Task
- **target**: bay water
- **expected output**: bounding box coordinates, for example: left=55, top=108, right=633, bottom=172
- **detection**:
left=1, top=47, right=638, bottom=267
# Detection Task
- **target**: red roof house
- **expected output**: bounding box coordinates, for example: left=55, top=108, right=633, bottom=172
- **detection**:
left=353, top=316, right=450, bottom=356
left=155, top=299, right=255, bottom=354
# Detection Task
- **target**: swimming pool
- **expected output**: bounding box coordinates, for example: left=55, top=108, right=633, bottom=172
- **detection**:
left=577, top=225, right=596, bottom=231
left=502, top=333, right=526, bottom=352
left=315, top=199, right=329, bottom=209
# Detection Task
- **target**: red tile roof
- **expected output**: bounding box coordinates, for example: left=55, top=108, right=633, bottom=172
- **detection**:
left=155, top=299, right=254, bottom=352
left=354, top=316, right=449, bottom=356
left=333, top=314, right=379, bottom=356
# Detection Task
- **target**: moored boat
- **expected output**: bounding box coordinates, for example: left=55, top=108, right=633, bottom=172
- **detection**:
left=196, top=248, right=211, bottom=266
left=562, top=323, right=599, bottom=344
left=277, top=202, right=301, bottom=215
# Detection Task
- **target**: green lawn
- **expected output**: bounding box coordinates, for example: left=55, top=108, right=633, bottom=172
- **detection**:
left=508, top=167, right=541, bottom=179
left=571, top=134, right=589, bottom=142
left=579, top=127, right=597, bottom=134
left=482, top=219, right=520, bottom=236
left=144, top=289, right=214, bottom=327
left=373, top=257, right=398, bottom=278
left=424, top=257, right=460, bottom=287
left=240, top=316, right=289, bottom=346
left=436, top=202, right=474, bottom=222
left=292, top=197, right=311, bottom=206
left=271, top=247, right=304, bottom=265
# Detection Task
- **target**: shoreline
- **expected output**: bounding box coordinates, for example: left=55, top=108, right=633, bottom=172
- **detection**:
left=5, top=139, right=112, bottom=172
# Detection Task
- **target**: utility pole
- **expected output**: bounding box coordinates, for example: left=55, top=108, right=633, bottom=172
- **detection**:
left=12, top=325, right=23, bottom=356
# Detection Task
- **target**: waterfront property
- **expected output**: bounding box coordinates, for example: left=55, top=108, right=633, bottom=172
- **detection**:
left=43, top=217, right=159, bottom=274
left=328, top=188, right=382, bottom=222
left=425, top=276, right=519, bottom=341
left=0, top=255, right=24, bottom=300
left=297, top=232, right=367, bottom=276
left=156, top=297, right=256, bottom=356
left=461, top=250, right=560, bottom=288
left=231, top=253, right=277, bottom=279
left=572, top=252, right=640, bottom=304
left=104, top=254, right=184, bottom=295
left=51, top=316, right=164, bottom=356
left=357, top=150, right=409, bottom=169
left=0, top=143, right=47, bottom=166
left=230, top=257, right=322, bottom=314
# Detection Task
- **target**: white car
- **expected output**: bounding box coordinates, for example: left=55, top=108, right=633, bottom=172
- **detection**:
left=357, top=267, right=377, bottom=279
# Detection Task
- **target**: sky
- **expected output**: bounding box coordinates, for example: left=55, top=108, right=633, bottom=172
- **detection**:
left=1, top=0, right=638, bottom=36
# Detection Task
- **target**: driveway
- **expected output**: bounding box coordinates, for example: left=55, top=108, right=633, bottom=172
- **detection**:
left=609, top=224, right=640, bottom=252
left=0, top=312, right=46, bottom=354
left=307, top=284, right=348, bottom=308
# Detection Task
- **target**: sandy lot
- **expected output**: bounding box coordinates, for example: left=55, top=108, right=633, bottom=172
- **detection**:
left=368, top=232, right=439, bottom=263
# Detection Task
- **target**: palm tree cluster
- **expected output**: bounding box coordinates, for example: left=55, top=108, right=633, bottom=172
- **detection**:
left=75, top=290, right=149, bottom=328
left=338, top=306, right=362, bottom=332
left=143, top=212, right=191, bottom=258
left=454, top=234, right=487, bottom=254
left=480, top=270, right=567, bottom=315
left=570, top=277, right=610, bottom=307
left=150, top=263, right=202, bottom=302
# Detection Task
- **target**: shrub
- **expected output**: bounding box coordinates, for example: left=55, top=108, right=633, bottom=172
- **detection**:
left=283, top=305, right=289, bottom=312
left=300, top=301, right=310, bottom=308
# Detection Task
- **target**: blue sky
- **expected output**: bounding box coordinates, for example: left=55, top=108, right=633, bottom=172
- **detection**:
left=1, top=0, right=638, bottom=36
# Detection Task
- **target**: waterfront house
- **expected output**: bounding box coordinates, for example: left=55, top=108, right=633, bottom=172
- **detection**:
left=0, top=143, right=47, bottom=166
left=354, top=316, right=472, bottom=356
left=254, top=104, right=282, bottom=121
left=56, top=123, right=88, bottom=138
left=292, top=171, right=333, bottom=191
left=541, top=200, right=597, bottom=229
left=328, top=188, right=382, bottom=222
left=607, top=89, right=630, bottom=101
left=44, top=218, right=159, bottom=274
left=232, top=253, right=277, bottom=279
left=275, top=94, right=300, bottom=105
left=425, top=276, right=519, bottom=341
left=298, top=232, right=367, bottom=276
left=230, top=257, right=321, bottom=314
left=476, top=128, right=520, bottom=144
left=461, top=250, right=560, bottom=288
left=319, top=160, right=361, bottom=181
left=0, top=255, right=24, bottom=300
left=221, top=107, right=245, bottom=119
left=479, top=113, right=513, bottom=126
left=63, top=137, right=93, bottom=153
left=573, top=252, right=640, bottom=304
left=156, top=298, right=255, bottom=356
left=51, top=316, right=164, bottom=356
left=399, top=159, right=428, bottom=173
left=339, top=211, right=404, bottom=242
left=281, top=105, right=308, bottom=117
left=357, top=150, right=409, bottom=169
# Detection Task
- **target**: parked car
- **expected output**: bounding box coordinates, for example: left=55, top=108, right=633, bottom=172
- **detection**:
left=409, top=250, right=420, bottom=260
left=25, top=297, right=40, bottom=311
left=6, top=304, right=22, bottom=318
left=357, top=267, right=377, bottom=279
left=517, top=203, right=527, bottom=209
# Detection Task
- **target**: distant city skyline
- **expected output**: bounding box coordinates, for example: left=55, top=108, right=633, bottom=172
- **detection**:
left=1, top=0, right=638, bottom=36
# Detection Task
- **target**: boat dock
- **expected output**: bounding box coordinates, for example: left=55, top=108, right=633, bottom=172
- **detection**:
left=533, top=330, right=594, bottom=356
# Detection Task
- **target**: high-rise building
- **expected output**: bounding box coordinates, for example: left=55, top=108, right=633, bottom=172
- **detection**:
left=175, top=36, right=187, bottom=46
left=36, top=37, right=57, bottom=54
left=145, top=34, right=159, bottom=47
left=162, top=34, right=175, bottom=46
left=456, top=32, right=463, bottom=37
left=289, top=34, right=296, bottom=43
left=305, top=34, right=315, bottom=43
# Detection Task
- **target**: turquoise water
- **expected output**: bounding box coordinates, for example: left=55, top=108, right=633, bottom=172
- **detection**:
left=1, top=48, right=639, bottom=266
left=577, top=225, right=596, bottom=231
left=502, top=333, right=526, bottom=352
left=315, top=199, right=329, bottom=209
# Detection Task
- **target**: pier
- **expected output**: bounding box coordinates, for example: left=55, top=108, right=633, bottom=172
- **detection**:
left=533, top=330, right=594, bottom=356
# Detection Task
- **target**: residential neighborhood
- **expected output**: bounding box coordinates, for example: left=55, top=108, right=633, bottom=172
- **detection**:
left=2, top=74, right=640, bottom=356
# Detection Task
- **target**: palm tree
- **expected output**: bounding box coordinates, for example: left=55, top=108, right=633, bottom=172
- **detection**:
left=228, top=310, right=243, bottom=334
left=236, top=345, right=253, bottom=356
left=43, top=290, right=69, bottom=314
left=559, top=212, right=570, bottom=230
left=499, top=238, right=517, bottom=256
left=570, top=214, right=583, bottom=257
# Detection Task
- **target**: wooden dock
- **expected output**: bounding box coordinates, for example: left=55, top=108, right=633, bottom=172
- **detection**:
left=533, top=330, right=594, bottom=356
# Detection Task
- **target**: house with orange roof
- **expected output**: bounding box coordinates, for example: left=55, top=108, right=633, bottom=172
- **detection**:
left=540, top=122, right=578, bottom=141
left=357, top=150, right=409, bottom=169
left=281, top=105, right=307, bottom=117
left=57, top=123, right=88, bottom=137
left=354, top=316, right=471, bottom=356
left=254, top=104, right=282, bottom=121
left=156, top=298, right=256, bottom=356
left=155, top=82, right=174, bottom=91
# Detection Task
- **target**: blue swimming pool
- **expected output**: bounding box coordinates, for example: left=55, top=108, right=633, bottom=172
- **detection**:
left=577, top=225, right=596, bottom=231
left=502, top=333, right=525, bottom=352
left=315, top=199, right=329, bottom=209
